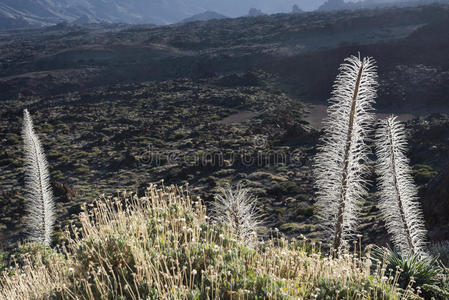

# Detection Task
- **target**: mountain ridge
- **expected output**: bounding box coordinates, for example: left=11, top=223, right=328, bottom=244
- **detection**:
left=179, top=11, right=228, bottom=24
left=0, top=0, right=310, bottom=30
left=318, top=0, right=449, bottom=11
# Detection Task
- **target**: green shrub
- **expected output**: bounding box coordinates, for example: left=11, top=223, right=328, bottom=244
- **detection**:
left=0, top=251, right=7, bottom=272
left=412, top=164, right=438, bottom=185
left=316, top=278, right=401, bottom=300
left=372, top=246, right=444, bottom=299
left=10, top=243, right=60, bottom=269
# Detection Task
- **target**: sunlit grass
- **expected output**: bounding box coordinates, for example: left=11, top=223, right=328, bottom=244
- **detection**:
left=0, top=184, right=421, bottom=299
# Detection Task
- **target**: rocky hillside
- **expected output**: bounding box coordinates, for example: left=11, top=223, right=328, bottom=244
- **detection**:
left=0, top=4, right=448, bottom=249
left=179, top=11, right=228, bottom=24
left=318, top=0, right=449, bottom=11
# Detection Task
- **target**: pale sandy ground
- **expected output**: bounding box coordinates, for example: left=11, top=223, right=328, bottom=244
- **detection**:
left=305, top=104, right=443, bottom=130
left=216, top=104, right=447, bottom=130
left=218, top=111, right=260, bottom=124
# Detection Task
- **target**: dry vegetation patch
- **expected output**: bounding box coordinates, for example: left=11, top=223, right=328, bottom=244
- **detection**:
left=0, top=184, right=420, bottom=299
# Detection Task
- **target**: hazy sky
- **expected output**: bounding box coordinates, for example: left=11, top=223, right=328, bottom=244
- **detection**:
left=291, top=0, right=328, bottom=11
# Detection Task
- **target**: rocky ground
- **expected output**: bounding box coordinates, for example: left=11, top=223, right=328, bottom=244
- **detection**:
left=1, top=4, right=449, bottom=250
left=1, top=72, right=448, bottom=250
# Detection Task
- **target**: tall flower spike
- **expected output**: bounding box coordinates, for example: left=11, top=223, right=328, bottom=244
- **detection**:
left=22, top=109, right=55, bottom=247
left=375, top=116, right=427, bottom=256
left=314, top=55, right=378, bottom=250
left=212, top=184, right=261, bottom=248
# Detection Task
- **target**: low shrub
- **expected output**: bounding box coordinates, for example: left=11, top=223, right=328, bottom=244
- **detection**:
left=372, top=246, right=448, bottom=299
left=0, top=185, right=422, bottom=299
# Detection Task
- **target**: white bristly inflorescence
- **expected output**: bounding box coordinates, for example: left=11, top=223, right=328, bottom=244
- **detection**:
left=22, top=109, right=55, bottom=247
left=375, top=115, right=428, bottom=257
left=314, top=55, right=378, bottom=250
left=212, top=184, right=261, bottom=247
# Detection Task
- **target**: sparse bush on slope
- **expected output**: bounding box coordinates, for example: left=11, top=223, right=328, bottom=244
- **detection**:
left=0, top=185, right=419, bottom=299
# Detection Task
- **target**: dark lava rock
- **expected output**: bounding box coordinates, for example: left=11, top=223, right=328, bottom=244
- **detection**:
left=215, top=72, right=260, bottom=87
left=423, top=163, right=449, bottom=241
left=52, top=181, right=76, bottom=203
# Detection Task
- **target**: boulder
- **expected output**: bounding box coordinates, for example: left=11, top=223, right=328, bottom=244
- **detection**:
left=52, top=181, right=76, bottom=203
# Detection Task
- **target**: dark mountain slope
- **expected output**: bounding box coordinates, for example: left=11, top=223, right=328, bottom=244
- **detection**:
left=265, top=14, right=449, bottom=112
left=318, top=0, right=449, bottom=11
left=1, top=4, right=448, bottom=113
left=180, top=11, right=228, bottom=23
